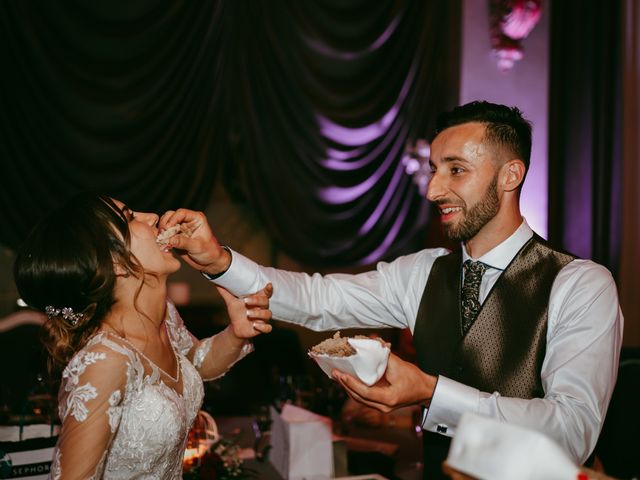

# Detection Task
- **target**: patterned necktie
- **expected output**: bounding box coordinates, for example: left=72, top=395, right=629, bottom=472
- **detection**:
left=461, top=260, right=487, bottom=334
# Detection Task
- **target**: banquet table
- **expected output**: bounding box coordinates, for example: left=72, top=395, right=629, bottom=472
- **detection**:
left=215, top=413, right=423, bottom=480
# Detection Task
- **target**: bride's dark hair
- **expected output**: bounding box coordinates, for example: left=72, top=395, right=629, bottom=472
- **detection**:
left=14, top=193, right=144, bottom=372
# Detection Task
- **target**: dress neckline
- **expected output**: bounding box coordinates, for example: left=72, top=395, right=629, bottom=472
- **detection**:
left=100, top=323, right=182, bottom=385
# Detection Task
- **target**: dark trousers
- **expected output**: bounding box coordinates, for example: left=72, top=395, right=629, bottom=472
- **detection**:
left=422, top=431, right=452, bottom=479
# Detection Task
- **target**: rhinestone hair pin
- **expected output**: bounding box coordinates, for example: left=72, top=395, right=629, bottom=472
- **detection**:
left=45, top=306, right=83, bottom=326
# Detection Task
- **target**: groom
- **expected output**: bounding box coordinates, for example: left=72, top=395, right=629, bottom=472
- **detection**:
left=160, top=101, right=623, bottom=479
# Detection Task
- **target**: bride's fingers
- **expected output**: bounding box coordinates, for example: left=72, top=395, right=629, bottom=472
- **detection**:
left=244, top=298, right=268, bottom=310
left=216, top=285, right=272, bottom=331
left=247, top=308, right=271, bottom=321
left=251, top=321, right=272, bottom=334
left=244, top=283, right=273, bottom=306
left=244, top=294, right=272, bottom=309
left=215, top=285, right=235, bottom=305
left=217, top=284, right=272, bottom=309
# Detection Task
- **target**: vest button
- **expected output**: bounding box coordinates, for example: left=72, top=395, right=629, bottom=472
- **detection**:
left=455, top=365, right=464, bottom=375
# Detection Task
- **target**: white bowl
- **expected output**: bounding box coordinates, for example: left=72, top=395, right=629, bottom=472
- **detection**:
left=309, top=338, right=390, bottom=386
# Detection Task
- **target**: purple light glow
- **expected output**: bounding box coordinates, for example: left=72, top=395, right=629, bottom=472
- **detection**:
left=319, top=177, right=379, bottom=204
left=459, top=0, right=549, bottom=237
left=359, top=139, right=409, bottom=235
left=324, top=146, right=367, bottom=162
left=360, top=188, right=413, bottom=265
left=320, top=117, right=405, bottom=171
left=302, top=15, right=401, bottom=61
left=311, top=50, right=422, bottom=262
left=318, top=59, right=416, bottom=147
left=318, top=105, right=400, bottom=147
left=318, top=123, right=409, bottom=205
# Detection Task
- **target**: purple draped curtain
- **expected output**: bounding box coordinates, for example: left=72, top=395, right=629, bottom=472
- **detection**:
left=0, top=0, right=460, bottom=266
left=548, top=0, right=623, bottom=275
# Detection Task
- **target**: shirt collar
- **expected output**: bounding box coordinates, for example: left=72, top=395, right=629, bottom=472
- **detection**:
left=462, top=219, right=534, bottom=271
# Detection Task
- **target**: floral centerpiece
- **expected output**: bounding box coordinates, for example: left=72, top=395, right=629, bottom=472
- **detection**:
left=183, top=411, right=250, bottom=479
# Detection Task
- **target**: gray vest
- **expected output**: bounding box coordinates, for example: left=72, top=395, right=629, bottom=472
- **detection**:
left=414, top=235, right=575, bottom=479
left=414, top=235, right=575, bottom=398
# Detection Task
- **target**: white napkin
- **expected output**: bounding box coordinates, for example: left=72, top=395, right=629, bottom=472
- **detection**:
left=446, top=412, right=581, bottom=480
left=269, top=404, right=334, bottom=480
left=309, top=338, right=390, bottom=386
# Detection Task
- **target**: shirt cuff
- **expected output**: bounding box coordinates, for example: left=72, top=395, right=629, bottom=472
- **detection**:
left=423, top=375, right=480, bottom=437
left=200, top=248, right=263, bottom=296
left=201, top=246, right=232, bottom=280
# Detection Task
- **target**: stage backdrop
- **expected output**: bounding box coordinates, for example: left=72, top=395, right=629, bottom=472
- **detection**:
left=0, top=0, right=461, bottom=267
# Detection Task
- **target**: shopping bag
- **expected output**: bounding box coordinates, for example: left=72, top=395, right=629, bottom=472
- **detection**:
left=0, top=435, right=57, bottom=479
left=269, top=404, right=333, bottom=480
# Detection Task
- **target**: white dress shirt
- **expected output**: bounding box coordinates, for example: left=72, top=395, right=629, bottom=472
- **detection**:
left=212, top=220, right=623, bottom=464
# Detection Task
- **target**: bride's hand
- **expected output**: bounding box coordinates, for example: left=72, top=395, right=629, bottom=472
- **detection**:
left=216, top=283, right=273, bottom=339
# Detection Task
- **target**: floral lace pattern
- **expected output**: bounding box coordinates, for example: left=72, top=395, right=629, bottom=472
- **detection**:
left=193, top=337, right=213, bottom=369
left=166, top=301, right=194, bottom=355
left=51, top=450, right=61, bottom=480
left=53, top=303, right=205, bottom=479
left=59, top=351, right=106, bottom=422
left=107, top=390, right=122, bottom=432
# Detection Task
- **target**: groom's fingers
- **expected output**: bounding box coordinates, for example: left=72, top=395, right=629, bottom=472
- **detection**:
left=158, top=210, right=176, bottom=228
left=166, top=234, right=193, bottom=251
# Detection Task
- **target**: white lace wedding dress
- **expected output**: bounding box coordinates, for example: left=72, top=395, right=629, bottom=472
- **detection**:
left=49, top=302, right=251, bottom=479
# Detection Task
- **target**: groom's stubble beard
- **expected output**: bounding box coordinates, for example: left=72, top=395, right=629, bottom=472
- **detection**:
left=443, top=173, right=500, bottom=242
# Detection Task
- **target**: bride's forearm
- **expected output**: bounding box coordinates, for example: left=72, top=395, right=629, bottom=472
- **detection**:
left=191, top=326, right=253, bottom=381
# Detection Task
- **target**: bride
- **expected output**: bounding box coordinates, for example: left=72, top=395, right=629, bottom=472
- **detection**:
left=13, top=193, right=272, bottom=479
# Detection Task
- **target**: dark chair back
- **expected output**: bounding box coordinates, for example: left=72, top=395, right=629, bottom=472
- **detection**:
left=0, top=311, right=50, bottom=423
left=595, top=347, right=640, bottom=478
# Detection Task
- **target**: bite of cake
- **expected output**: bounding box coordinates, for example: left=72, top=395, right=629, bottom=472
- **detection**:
left=309, top=332, right=391, bottom=386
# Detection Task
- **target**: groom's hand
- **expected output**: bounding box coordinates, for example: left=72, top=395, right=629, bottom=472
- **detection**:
left=159, top=208, right=231, bottom=275
left=332, top=352, right=436, bottom=413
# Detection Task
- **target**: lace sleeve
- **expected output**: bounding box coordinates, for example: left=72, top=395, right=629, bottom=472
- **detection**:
left=51, top=340, right=128, bottom=479
left=165, top=301, right=252, bottom=381
left=190, top=326, right=253, bottom=381
left=165, top=301, right=194, bottom=356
